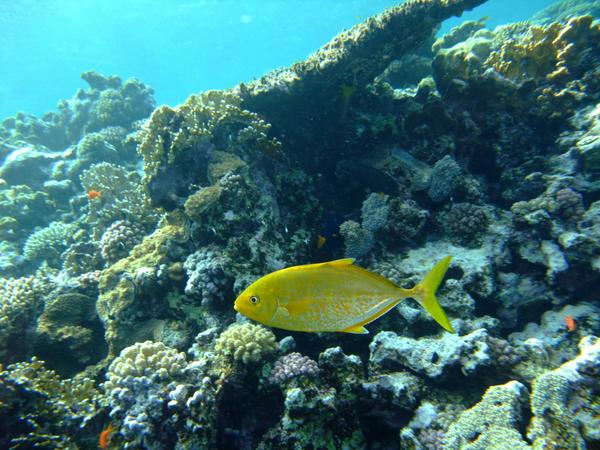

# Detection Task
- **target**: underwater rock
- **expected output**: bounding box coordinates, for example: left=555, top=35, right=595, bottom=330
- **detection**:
left=34, top=293, right=106, bottom=376
left=369, top=328, right=493, bottom=380
left=532, top=0, right=600, bottom=24
left=97, top=222, right=188, bottom=355
left=0, top=145, right=67, bottom=189
left=509, top=302, right=600, bottom=378
left=0, top=70, right=154, bottom=152
left=528, top=336, right=600, bottom=446
left=444, top=380, right=531, bottom=449
left=362, top=371, right=423, bottom=412
left=237, top=0, right=487, bottom=169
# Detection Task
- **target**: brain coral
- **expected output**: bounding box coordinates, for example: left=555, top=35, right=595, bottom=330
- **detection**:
left=215, top=323, right=277, bottom=364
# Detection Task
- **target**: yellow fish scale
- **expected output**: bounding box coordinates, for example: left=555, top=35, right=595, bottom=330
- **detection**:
left=268, top=261, right=406, bottom=332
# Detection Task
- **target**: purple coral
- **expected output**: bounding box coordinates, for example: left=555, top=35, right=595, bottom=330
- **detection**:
left=418, top=428, right=446, bottom=450
left=554, top=188, right=584, bottom=221
left=270, top=352, right=320, bottom=385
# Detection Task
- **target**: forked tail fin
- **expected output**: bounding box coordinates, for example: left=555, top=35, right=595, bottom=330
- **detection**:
left=412, top=256, right=454, bottom=333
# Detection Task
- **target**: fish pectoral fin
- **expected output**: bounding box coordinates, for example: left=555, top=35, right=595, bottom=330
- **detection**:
left=325, top=258, right=355, bottom=267
left=283, top=300, right=313, bottom=316
left=340, top=324, right=369, bottom=334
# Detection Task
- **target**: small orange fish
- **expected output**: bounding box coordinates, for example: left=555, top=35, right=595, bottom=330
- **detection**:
left=316, top=235, right=327, bottom=249
left=99, top=423, right=114, bottom=449
left=87, top=190, right=102, bottom=200
left=565, top=316, right=576, bottom=332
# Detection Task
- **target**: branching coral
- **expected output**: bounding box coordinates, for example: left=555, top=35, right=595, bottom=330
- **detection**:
left=22, top=222, right=74, bottom=267
left=0, top=357, right=101, bottom=448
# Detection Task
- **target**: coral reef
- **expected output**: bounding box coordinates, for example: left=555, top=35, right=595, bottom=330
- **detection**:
left=1, top=1, right=600, bottom=448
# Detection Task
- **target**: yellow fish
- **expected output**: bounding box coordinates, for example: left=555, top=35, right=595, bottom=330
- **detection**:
left=234, top=256, right=454, bottom=334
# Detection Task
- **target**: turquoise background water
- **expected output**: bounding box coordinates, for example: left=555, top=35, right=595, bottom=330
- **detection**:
left=0, top=0, right=557, bottom=119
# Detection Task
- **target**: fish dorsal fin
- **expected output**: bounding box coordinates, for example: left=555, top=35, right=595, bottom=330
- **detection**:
left=325, top=258, right=355, bottom=267
left=340, top=324, right=369, bottom=334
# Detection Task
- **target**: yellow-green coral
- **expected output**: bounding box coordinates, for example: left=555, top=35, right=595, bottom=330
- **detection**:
left=138, top=90, right=282, bottom=183
left=0, top=357, right=102, bottom=447
left=0, top=275, right=48, bottom=363
left=97, top=221, right=187, bottom=355
left=486, top=16, right=600, bottom=103
left=215, top=323, right=277, bottom=364
left=184, top=185, right=223, bottom=223
left=103, top=340, right=187, bottom=387
left=444, top=381, right=531, bottom=449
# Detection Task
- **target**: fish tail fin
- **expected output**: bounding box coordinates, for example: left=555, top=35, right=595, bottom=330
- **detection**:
left=412, top=256, right=455, bottom=333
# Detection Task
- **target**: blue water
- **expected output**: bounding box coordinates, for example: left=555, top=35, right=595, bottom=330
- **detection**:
left=1, top=0, right=557, bottom=119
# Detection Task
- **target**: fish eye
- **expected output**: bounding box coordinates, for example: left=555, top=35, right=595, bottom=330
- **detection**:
left=249, top=295, right=260, bottom=305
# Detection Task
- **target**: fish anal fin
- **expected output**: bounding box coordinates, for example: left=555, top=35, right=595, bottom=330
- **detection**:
left=340, top=324, right=369, bottom=334
left=326, top=258, right=355, bottom=267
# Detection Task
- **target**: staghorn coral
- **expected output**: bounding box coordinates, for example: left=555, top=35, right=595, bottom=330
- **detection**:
left=215, top=323, right=277, bottom=364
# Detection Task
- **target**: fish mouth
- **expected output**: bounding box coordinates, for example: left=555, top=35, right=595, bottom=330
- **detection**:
left=233, top=302, right=240, bottom=312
